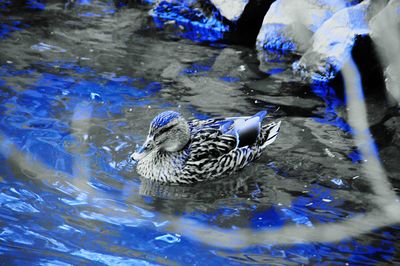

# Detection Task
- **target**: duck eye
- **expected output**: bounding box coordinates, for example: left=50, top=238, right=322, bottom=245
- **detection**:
left=154, top=124, right=174, bottom=139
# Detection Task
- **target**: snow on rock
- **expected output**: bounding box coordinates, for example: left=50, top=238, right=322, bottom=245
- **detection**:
left=292, top=0, right=397, bottom=83
left=255, top=0, right=399, bottom=84
left=209, top=0, right=249, bottom=22
left=369, top=0, right=400, bottom=104
left=256, top=0, right=356, bottom=53
left=293, top=0, right=371, bottom=82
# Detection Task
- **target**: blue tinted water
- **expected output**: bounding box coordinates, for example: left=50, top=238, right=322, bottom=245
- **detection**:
left=0, top=1, right=399, bottom=265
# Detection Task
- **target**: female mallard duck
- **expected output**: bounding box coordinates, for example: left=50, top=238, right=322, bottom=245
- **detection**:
left=131, top=110, right=281, bottom=184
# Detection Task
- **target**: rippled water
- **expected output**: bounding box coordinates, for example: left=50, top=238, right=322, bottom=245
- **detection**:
left=0, top=1, right=399, bottom=265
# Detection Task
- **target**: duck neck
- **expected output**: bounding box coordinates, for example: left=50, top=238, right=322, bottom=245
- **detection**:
left=137, top=148, right=189, bottom=182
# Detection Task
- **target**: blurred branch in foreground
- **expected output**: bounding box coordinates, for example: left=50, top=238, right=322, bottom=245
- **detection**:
left=164, top=56, right=400, bottom=248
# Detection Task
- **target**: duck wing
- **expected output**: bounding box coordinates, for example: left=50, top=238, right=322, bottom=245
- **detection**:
left=180, top=111, right=280, bottom=183
left=189, top=111, right=268, bottom=160
left=225, top=111, right=267, bottom=148
left=189, top=127, right=237, bottom=161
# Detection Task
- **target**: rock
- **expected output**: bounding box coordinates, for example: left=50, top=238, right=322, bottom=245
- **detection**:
left=292, top=1, right=372, bottom=82
left=150, top=0, right=399, bottom=86
left=178, top=76, right=249, bottom=115
left=209, top=0, right=249, bottom=22
left=384, top=116, right=400, bottom=141
left=369, top=0, right=400, bottom=105
left=245, top=79, right=283, bottom=95
left=384, top=65, right=400, bottom=105
left=255, top=0, right=397, bottom=84
left=161, top=60, right=184, bottom=80
left=150, top=0, right=229, bottom=42
left=291, top=1, right=399, bottom=84
left=212, top=48, right=260, bottom=80
left=231, top=0, right=275, bottom=46
left=379, top=111, right=400, bottom=178
left=150, top=0, right=272, bottom=46
left=212, top=48, right=243, bottom=72
left=256, top=0, right=357, bottom=53
left=253, top=95, right=322, bottom=110
left=351, top=35, right=386, bottom=95
left=380, top=146, right=400, bottom=177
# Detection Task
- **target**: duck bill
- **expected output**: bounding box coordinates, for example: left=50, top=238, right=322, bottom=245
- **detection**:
left=131, top=136, right=153, bottom=161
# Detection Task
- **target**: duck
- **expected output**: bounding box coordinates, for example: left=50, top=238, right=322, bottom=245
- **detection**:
left=131, top=110, right=281, bottom=184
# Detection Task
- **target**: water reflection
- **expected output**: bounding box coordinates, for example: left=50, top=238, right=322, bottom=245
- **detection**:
left=139, top=174, right=252, bottom=200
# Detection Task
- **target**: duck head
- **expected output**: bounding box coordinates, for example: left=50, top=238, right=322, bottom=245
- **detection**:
left=131, top=111, right=190, bottom=161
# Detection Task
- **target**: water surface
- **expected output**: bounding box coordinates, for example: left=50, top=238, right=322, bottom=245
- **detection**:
left=0, top=1, right=399, bottom=265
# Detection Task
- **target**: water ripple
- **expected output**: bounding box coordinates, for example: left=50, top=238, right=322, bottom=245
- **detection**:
left=154, top=233, right=181, bottom=244
left=71, top=249, right=158, bottom=266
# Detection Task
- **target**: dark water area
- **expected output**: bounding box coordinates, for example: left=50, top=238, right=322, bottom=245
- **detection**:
left=0, top=1, right=399, bottom=265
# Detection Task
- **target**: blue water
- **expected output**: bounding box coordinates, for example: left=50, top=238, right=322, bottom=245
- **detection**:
left=0, top=1, right=399, bottom=265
